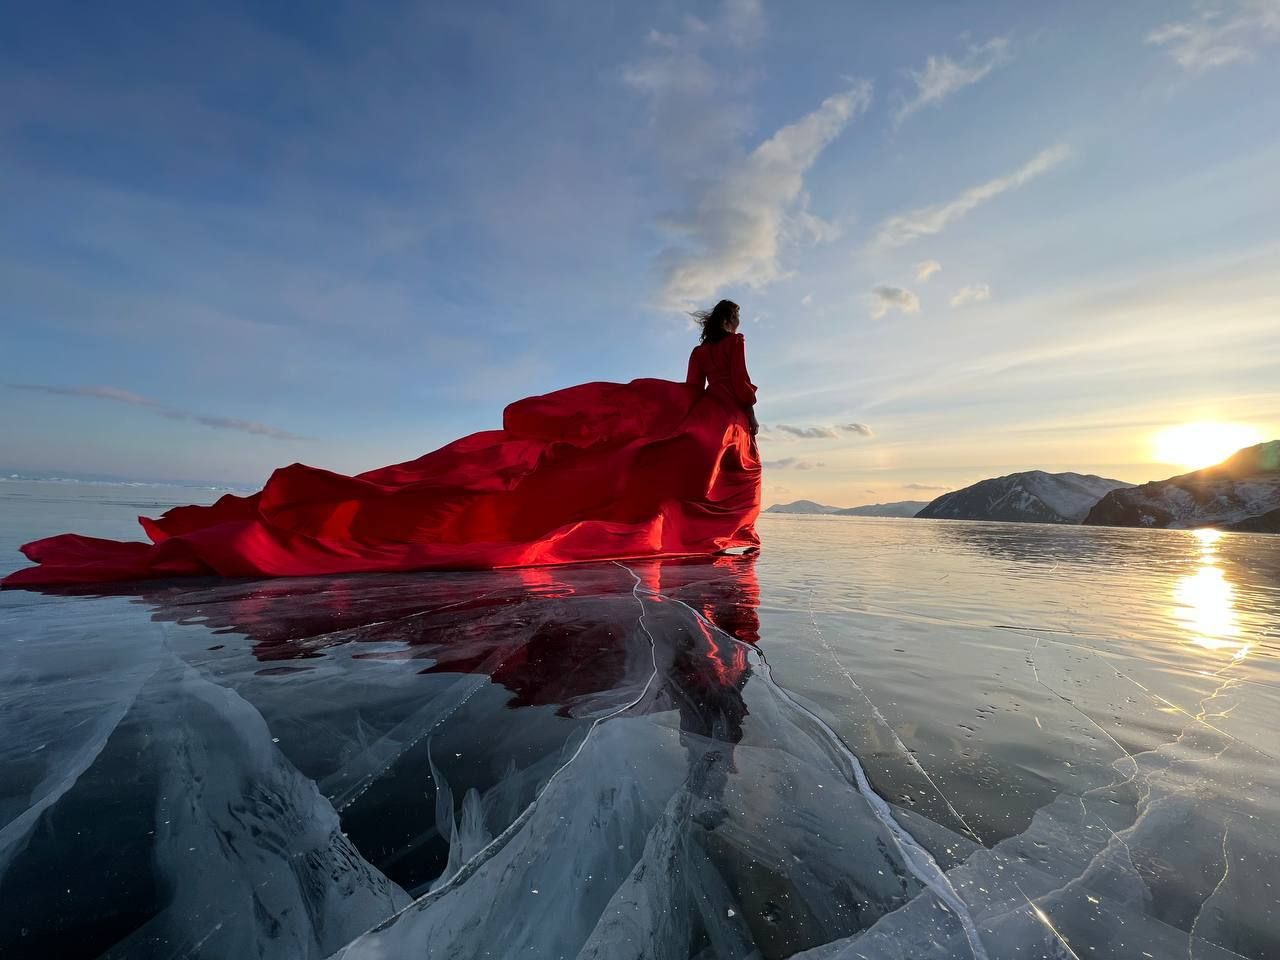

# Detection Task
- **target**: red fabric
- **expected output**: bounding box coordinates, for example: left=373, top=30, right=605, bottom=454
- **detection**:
left=3, top=336, right=762, bottom=586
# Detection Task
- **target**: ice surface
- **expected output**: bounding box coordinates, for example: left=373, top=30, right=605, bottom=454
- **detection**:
left=103, top=656, right=410, bottom=959
left=1, top=489, right=1278, bottom=958
left=0, top=597, right=162, bottom=882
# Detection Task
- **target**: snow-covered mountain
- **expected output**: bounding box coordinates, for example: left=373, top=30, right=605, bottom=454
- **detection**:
left=764, top=499, right=844, bottom=514
left=916, top=471, right=1134, bottom=524
left=1085, top=441, right=1280, bottom=531
left=834, top=500, right=929, bottom=518
left=1227, top=507, right=1280, bottom=533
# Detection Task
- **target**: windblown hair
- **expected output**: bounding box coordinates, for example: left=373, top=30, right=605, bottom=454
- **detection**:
left=691, top=299, right=740, bottom=345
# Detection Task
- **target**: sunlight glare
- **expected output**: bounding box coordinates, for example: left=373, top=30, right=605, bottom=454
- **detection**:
left=1152, top=422, right=1264, bottom=470
left=1172, top=528, right=1245, bottom=657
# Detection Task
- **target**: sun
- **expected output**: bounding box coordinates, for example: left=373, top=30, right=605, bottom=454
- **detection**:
left=1152, top=421, right=1264, bottom=470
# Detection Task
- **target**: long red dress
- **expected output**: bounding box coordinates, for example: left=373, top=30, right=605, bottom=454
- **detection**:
left=3, top=334, right=762, bottom=586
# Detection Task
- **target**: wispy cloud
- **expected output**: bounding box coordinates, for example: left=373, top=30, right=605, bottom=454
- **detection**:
left=774, top=423, right=841, bottom=439
left=624, top=0, right=762, bottom=158
left=1147, top=1, right=1280, bottom=72
left=763, top=457, right=825, bottom=470
left=10, top=384, right=309, bottom=441
left=870, top=145, right=1070, bottom=251
left=23, top=385, right=156, bottom=405
left=767, top=422, right=874, bottom=440
left=896, top=35, right=1010, bottom=123
left=870, top=284, right=920, bottom=319
left=950, top=282, right=992, bottom=307
left=904, top=482, right=950, bottom=491
left=653, top=81, right=873, bottom=307
left=625, top=6, right=871, bottom=309
left=915, top=259, right=941, bottom=282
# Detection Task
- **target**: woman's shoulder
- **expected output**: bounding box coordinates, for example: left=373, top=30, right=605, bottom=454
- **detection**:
left=696, top=333, right=744, bottom=353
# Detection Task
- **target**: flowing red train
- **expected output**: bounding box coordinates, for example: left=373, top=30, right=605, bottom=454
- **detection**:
left=3, top=333, right=762, bottom=586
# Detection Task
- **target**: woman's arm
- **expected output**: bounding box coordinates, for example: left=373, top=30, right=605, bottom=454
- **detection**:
left=729, top=334, right=758, bottom=407
left=731, top=334, right=760, bottom=435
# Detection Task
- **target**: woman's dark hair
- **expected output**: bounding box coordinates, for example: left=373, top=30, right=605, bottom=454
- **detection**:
left=691, top=299, right=740, bottom=345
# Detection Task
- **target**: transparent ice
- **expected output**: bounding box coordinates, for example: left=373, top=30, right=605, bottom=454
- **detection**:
left=1, top=482, right=1277, bottom=958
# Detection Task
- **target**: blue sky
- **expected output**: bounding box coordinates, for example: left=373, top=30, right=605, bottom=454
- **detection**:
left=2, top=0, right=1278, bottom=505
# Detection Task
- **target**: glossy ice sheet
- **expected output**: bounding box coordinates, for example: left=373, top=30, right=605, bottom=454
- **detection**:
left=1, top=491, right=1277, bottom=958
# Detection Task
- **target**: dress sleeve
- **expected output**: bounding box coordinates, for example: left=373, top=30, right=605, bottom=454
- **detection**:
left=685, top=347, right=706, bottom=396
left=730, top=334, right=758, bottom=407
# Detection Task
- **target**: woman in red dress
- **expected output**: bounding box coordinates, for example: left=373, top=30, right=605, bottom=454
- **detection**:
left=2, top=301, right=762, bottom=586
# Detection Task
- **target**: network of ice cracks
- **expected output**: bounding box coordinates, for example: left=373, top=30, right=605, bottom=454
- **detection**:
left=0, top=552, right=1274, bottom=960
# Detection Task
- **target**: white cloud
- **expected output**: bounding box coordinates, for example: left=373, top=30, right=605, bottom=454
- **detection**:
left=870, top=145, right=1070, bottom=250
left=765, top=422, right=874, bottom=440
left=775, top=423, right=841, bottom=439
left=870, top=284, right=920, bottom=319
left=10, top=383, right=309, bottom=440
left=896, top=35, right=1010, bottom=123
left=654, top=82, right=872, bottom=308
left=626, top=3, right=871, bottom=309
left=950, top=282, right=992, bottom=307
left=1148, top=1, right=1280, bottom=72
left=786, top=200, right=845, bottom=245
left=915, top=259, right=941, bottom=282
left=622, top=2, right=762, bottom=183
left=801, top=293, right=813, bottom=305
left=904, top=482, right=950, bottom=491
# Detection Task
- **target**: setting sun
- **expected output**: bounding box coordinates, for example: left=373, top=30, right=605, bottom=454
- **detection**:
left=1152, top=422, right=1264, bottom=470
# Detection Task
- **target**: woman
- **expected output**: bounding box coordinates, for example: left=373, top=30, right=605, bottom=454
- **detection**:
left=685, top=299, right=760, bottom=440
left=2, top=300, right=761, bottom=586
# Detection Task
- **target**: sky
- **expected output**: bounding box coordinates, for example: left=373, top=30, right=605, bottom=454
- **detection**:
left=2, top=0, right=1278, bottom=506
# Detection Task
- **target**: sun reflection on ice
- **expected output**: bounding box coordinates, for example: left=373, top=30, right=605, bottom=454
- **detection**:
left=1173, top=528, right=1249, bottom=661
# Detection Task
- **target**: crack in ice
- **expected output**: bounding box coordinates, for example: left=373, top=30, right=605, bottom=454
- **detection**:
left=1103, top=659, right=1277, bottom=763
left=1015, top=882, right=1085, bottom=960
left=1026, top=636, right=1140, bottom=793
left=326, top=588, right=550, bottom=812
left=333, top=666, right=504, bottom=813
left=761, top=663, right=992, bottom=960
left=1189, top=827, right=1231, bottom=960
left=807, top=586, right=985, bottom=845
left=332, top=562, right=662, bottom=950
left=647, top=578, right=991, bottom=960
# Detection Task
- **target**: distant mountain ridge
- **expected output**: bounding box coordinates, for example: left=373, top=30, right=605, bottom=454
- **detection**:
left=764, top=499, right=928, bottom=517
left=764, top=499, right=844, bottom=515
left=835, top=501, right=929, bottom=518
left=916, top=471, right=1133, bottom=524
left=765, top=442, right=1280, bottom=531
left=1085, top=441, right=1280, bottom=531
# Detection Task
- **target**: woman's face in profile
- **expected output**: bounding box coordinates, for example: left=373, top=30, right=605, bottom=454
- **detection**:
left=725, top=306, right=741, bottom=334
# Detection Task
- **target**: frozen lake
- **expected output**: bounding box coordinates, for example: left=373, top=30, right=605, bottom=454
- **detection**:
left=1, top=480, right=1278, bottom=958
